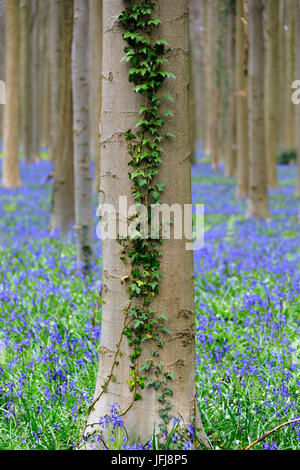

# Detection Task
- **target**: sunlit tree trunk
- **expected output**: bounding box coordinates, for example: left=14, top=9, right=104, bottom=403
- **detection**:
left=235, top=0, right=249, bottom=198
left=84, top=0, right=209, bottom=448
left=90, top=0, right=102, bottom=194
left=72, top=0, right=93, bottom=270
left=246, top=0, right=269, bottom=218
left=265, top=0, right=279, bottom=189
left=2, top=0, right=21, bottom=188
left=49, top=0, right=74, bottom=233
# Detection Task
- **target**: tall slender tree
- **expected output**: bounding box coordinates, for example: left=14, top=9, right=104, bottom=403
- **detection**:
left=2, top=0, right=21, bottom=188
left=246, top=0, right=269, bottom=218
left=278, top=0, right=287, bottom=151
left=20, top=0, right=33, bottom=163
left=83, top=0, right=209, bottom=448
left=286, top=0, right=295, bottom=149
left=72, top=0, right=93, bottom=270
left=235, top=0, right=249, bottom=198
left=225, top=1, right=237, bottom=178
left=90, top=0, right=103, bottom=194
left=49, top=0, right=74, bottom=233
left=31, top=0, right=41, bottom=162
left=265, top=0, right=279, bottom=189
left=295, top=0, right=300, bottom=200
left=203, top=0, right=216, bottom=159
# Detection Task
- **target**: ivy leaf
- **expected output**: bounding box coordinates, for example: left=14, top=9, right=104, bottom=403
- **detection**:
left=166, top=132, right=175, bottom=138
left=164, top=109, right=174, bottom=117
left=156, top=183, right=165, bottom=193
left=163, top=94, right=174, bottom=102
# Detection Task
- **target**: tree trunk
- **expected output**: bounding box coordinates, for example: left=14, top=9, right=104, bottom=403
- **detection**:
left=235, top=0, right=249, bottom=198
left=49, top=0, right=74, bottom=234
left=40, top=0, right=51, bottom=150
left=31, top=0, right=41, bottom=162
left=72, top=0, right=93, bottom=270
left=225, top=3, right=237, bottom=178
left=2, top=0, right=21, bottom=188
left=278, top=0, right=287, bottom=151
left=265, top=0, right=279, bottom=189
left=295, top=0, right=300, bottom=199
left=189, top=0, right=203, bottom=165
left=286, top=0, right=295, bottom=149
left=246, top=0, right=269, bottom=218
left=84, top=0, right=209, bottom=448
left=90, top=0, right=102, bottom=194
left=20, top=0, right=33, bottom=163
left=203, top=0, right=216, bottom=158
left=0, top=5, right=4, bottom=143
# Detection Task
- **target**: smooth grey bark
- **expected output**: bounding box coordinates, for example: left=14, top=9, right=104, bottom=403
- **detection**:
left=90, top=0, right=103, bottom=194
left=84, top=0, right=209, bottom=448
left=225, top=4, right=237, bottom=178
left=20, top=0, right=33, bottom=163
left=246, top=0, right=269, bottom=219
left=235, top=0, right=249, bottom=198
left=265, top=0, right=279, bottom=189
left=31, top=0, right=41, bottom=162
left=295, top=0, right=300, bottom=201
left=2, top=0, right=21, bottom=188
left=49, top=0, right=74, bottom=234
left=72, top=0, right=93, bottom=270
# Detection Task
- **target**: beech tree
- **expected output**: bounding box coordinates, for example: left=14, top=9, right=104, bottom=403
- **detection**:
left=224, top=1, right=237, bottom=178
left=83, top=0, right=209, bottom=448
left=265, top=0, right=279, bottom=189
left=20, top=0, right=33, bottom=163
left=49, top=0, right=74, bottom=233
left=90, top=0, right=103, bottom=195
left=295, top=0, right=300, bottom=200
left=72, top=0, right=93, bottom=270
left=2, top=0, right=21, bottom=188
left=246, top=0, right=269, bottom=219
left=235, top=0, right=249, bottom=198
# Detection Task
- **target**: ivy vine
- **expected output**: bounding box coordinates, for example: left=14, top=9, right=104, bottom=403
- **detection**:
left=116, top=0, right=176, bottom=434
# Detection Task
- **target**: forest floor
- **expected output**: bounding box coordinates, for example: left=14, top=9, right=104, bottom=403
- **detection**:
left=0, top=154, right=299, bottom=450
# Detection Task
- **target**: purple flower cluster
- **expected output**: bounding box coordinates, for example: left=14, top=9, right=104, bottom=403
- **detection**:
left=0, top=155, right=299, bottom=450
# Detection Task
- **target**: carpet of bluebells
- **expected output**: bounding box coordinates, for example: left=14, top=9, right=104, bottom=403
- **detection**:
left=0, top=149, right=299, bottom=450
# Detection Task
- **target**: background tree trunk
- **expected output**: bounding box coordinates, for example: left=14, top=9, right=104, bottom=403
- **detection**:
left=295, top=0, right=300, bottom=199
left=2, top=0, right=21, bottom=188
left=286, top=0, right=295, bottom=150
left=246, top=0, right=269, bottom=218
left=278, top=0, right=287, bottom=151
left=225, top=3, right=237, bottom=178
left=265, top=0, right=279, bottom=189
left=0, top=2, right=4, bottom=143
left=90, top=0, right=102, bottom=194
left=235, top=0, right=249, bottom=198
left=85, top=0, right=209, bottom=448
left=31, top=0, right=41, bottom=162
left=203, top=0, right=216, bottom=158
left=73, top=0, right=93, bottom=270
left=20, top=0, right=33, bottom=163
left=49, top=0, right=74, bottom=234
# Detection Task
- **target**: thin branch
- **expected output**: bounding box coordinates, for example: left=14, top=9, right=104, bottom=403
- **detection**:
left=243, top=418, right=300, bottom=450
